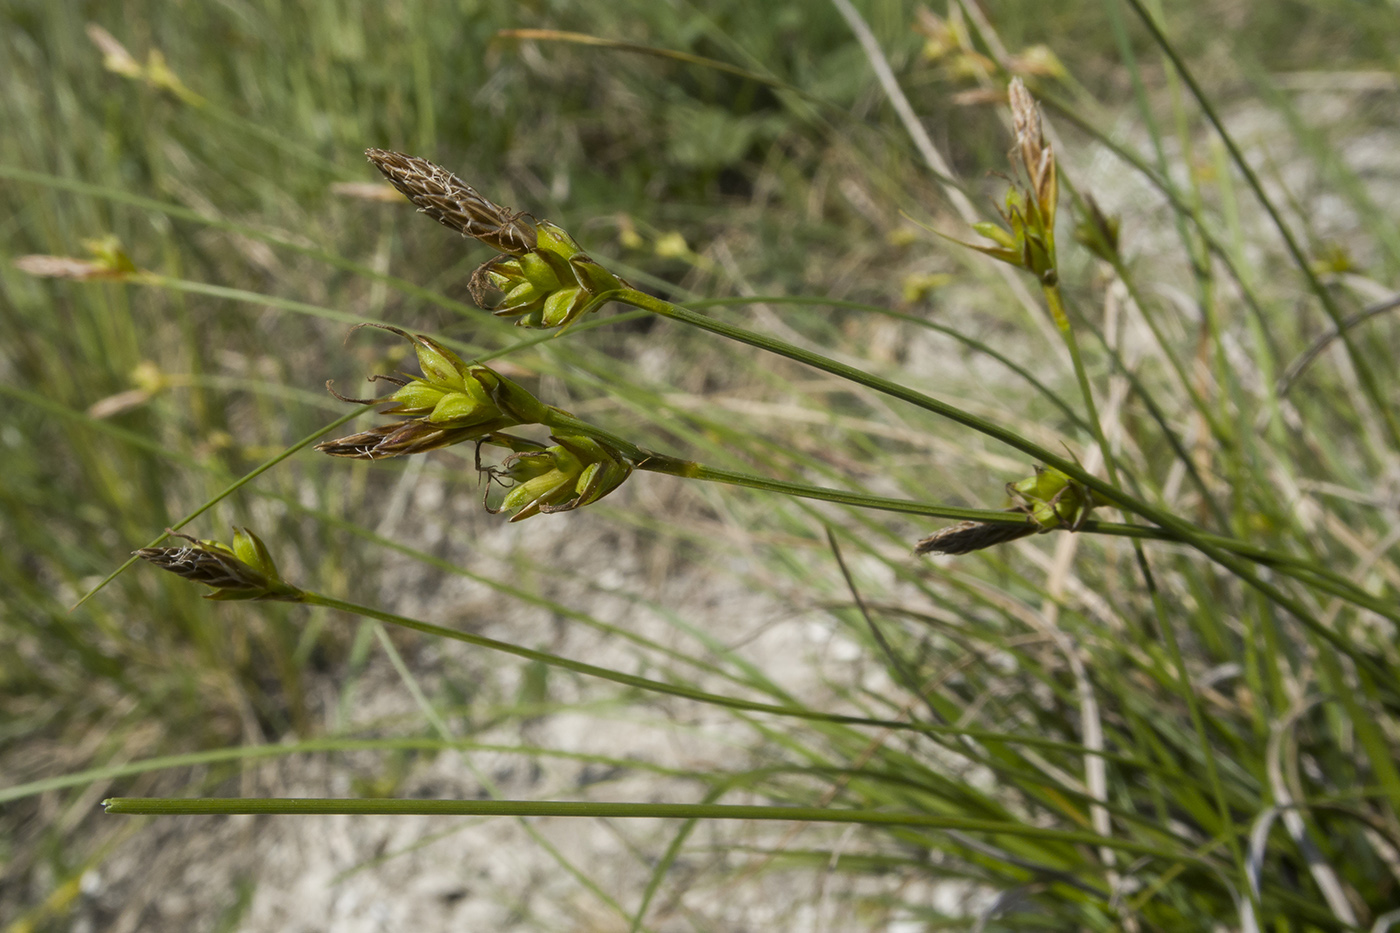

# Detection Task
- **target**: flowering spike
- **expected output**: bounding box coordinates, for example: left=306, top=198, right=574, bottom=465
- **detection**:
left=1009, top=78, right=1056, bottom=232
left=135, top=529, right=301, bottom=601
left=915, top=520, right=1036, bottom=556
left=953, top=80, right=1060, bottom=286
left=14, top=235, right=141, bottom=282
left=365, top=149, right=537, bottom=255
left=916, top=464, right=1109, bottom=556
left=483, top=434, right=634, bottom=521
left=86, top=25, right=205, bottom=107
left=316, top=413, right=524, bottom=460
left=318, top=327, right=562, bottom=459
left=364, top=151, right=628, bottom=330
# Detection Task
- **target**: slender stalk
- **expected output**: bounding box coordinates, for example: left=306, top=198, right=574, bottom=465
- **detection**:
left=293, top=592, right=1005, bottom=744
left=292, top=591, right=1187, bottom=768
left=690, top=294, right=1090, bottom=433
left=1043, top=284, right=1116, bottom=482
left=611, top=286, right=1182, bottom=529
left=539, top=410, right=1029, bottom=524
left=70, top=405, right=370, bottom=610
left=299, top=591, right=897, bottom=728
left=544, top=395, right=1395, bottom=617
left=0, top=738, right=692, bottom=806
left=100, top=797, right=1199, bottom=861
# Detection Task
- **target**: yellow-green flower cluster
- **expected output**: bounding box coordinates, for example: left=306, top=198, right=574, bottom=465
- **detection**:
left=964, top=78, right=1059, bottom=285
left=13, top=235, right=140, bottom=282
left=916, top=464, right=1108, bottom=556
left=318, top=326, right=636, bottom=521
left=317, top=326, right=548, bottom=460
left=1005, top=465, right=1106, bottom=531
left=487, top=435, right=634, bottom=522
left=471, top=221, right=624, bottom=329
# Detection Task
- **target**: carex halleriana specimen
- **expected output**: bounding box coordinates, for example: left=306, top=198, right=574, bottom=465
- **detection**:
left=917, top=81, right=1110, bottom=554
left=315, top=324, right=634, bottom=520
left=318, top=153, right=638, bottom=518
left=365, top=148, right=625, bottom=329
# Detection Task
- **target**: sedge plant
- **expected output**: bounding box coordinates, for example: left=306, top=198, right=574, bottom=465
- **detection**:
left=7, top=4, right=1400, bottom=930
left=121, top=112, right=1400, bottom=929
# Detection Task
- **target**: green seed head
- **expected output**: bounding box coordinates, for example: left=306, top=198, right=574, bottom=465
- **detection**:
left=486, top=434, right=634, bottom=521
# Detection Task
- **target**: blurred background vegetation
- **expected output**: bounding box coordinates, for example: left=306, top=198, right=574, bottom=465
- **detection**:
left=3, top=0, right=1399, bottom=929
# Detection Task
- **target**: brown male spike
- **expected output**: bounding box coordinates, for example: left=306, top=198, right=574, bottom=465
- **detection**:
left=914, top=519, right=1036, bottom=556
left=365, top=148, right=538, bottom=255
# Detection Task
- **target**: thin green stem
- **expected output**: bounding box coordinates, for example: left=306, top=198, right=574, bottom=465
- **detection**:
left=538, top=410, right=1024, bottom=523
left=541, top=398, right=1394, bottom=615
left=612, top=286, right=1163, bottom=523
left=292, top=591, right=1180, bottom=768
left=0, top=738, right=692, bottom=806
left=69, top=404, right=370, bottom=610
left=296, top=592, right=962, bottom=736
left=1044, top=284, right=1118, bottom=483
left=647, top=459, right=1028, bottom=524
left=690, top=295, right=1089, bottom=433
left=101, top=797, right=1199, bottom=862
